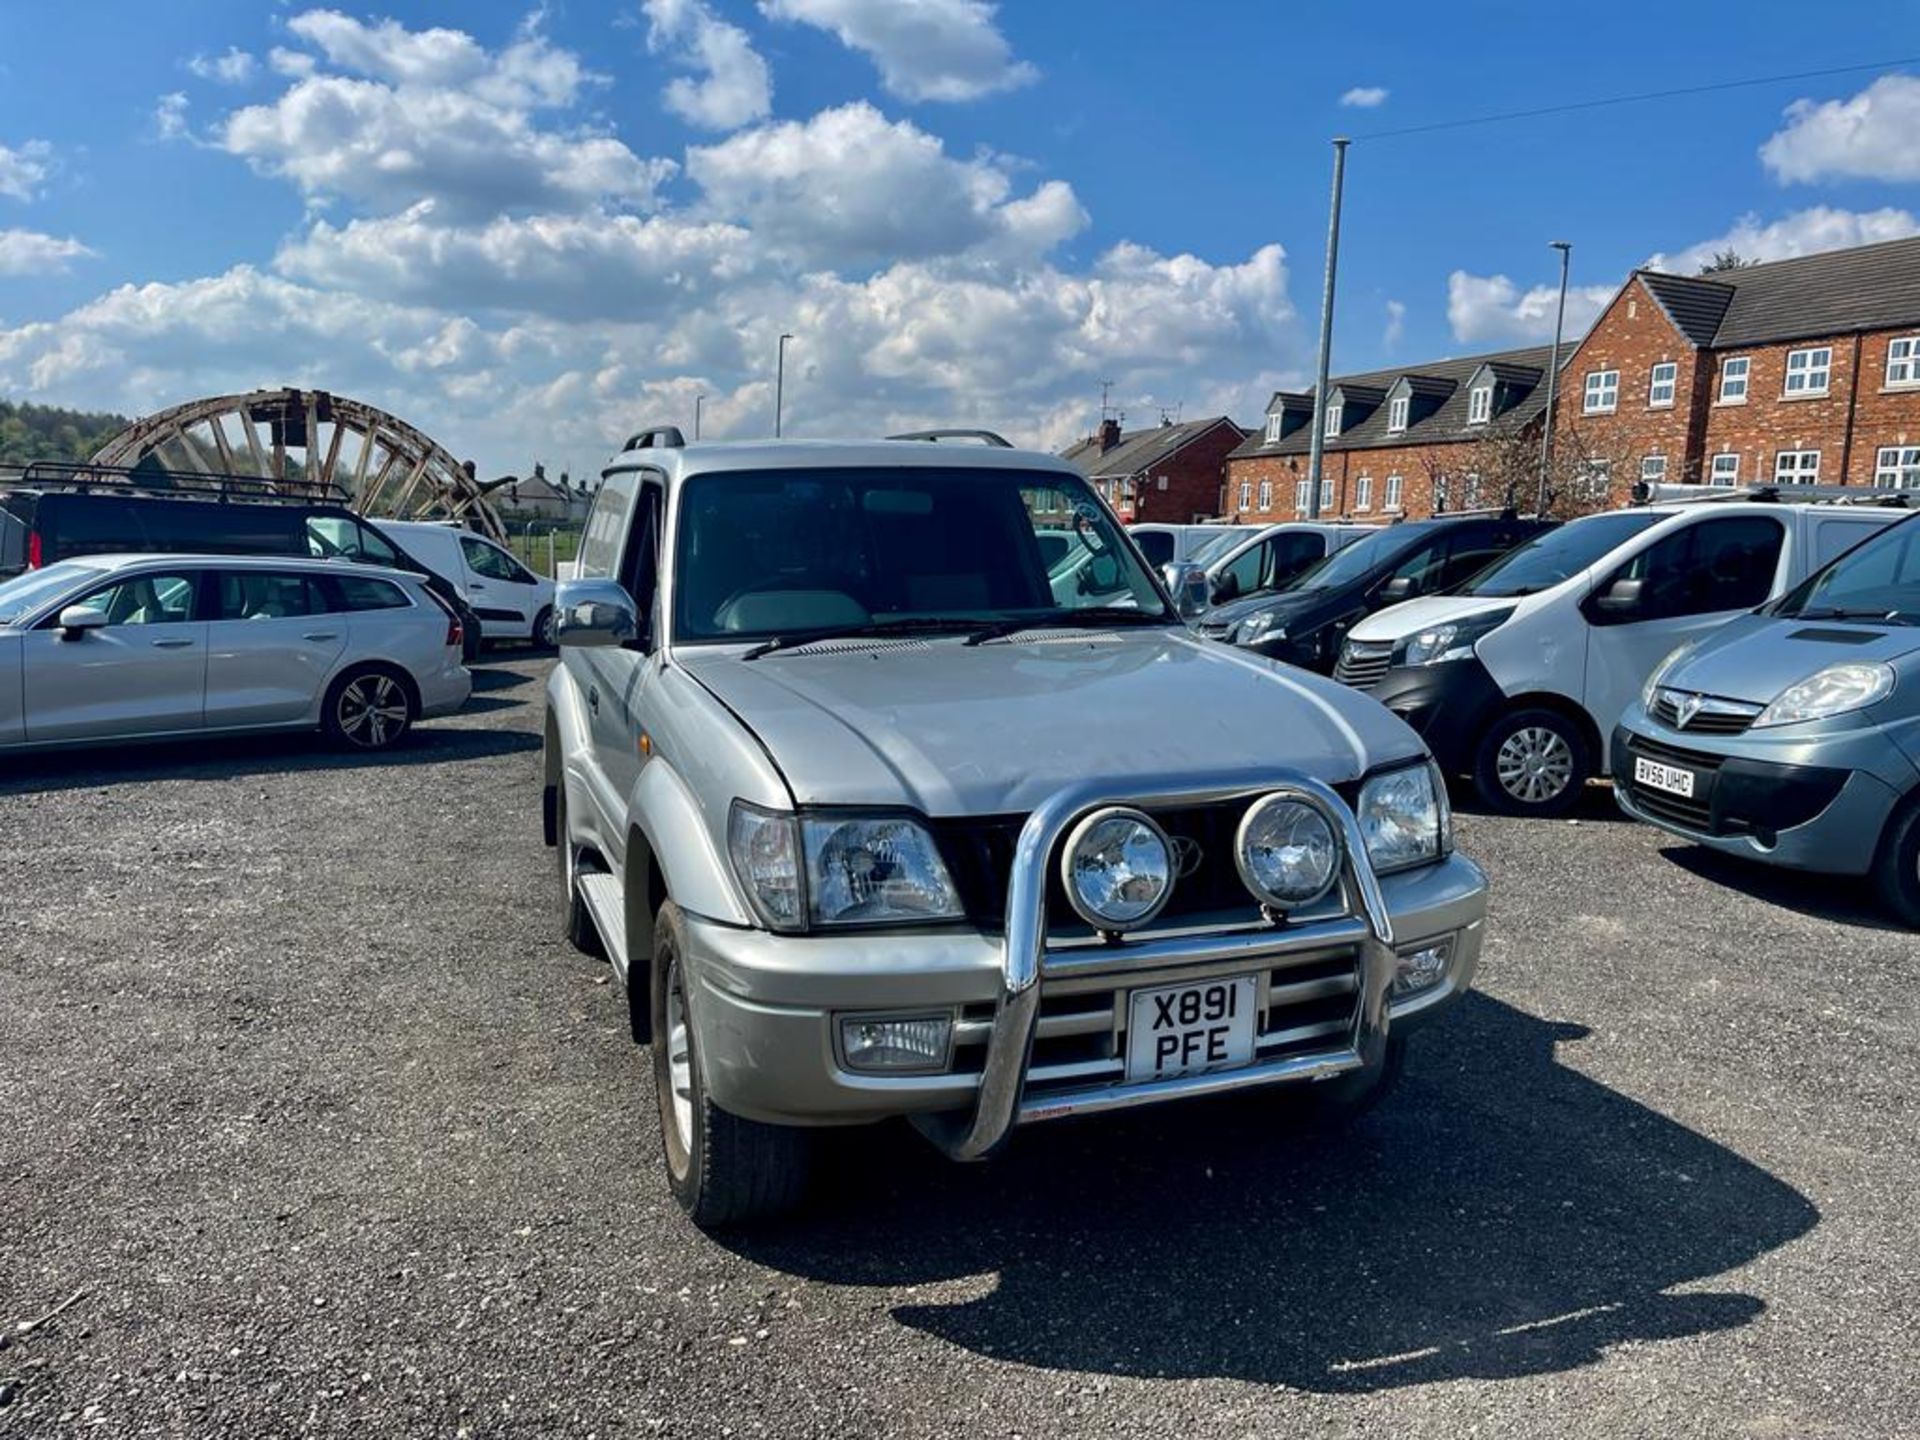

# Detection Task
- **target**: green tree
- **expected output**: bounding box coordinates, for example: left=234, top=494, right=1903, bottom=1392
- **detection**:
left=1698, top=249, right=1757, bottom=275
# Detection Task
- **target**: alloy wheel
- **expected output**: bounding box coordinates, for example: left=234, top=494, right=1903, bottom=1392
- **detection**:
left=664, top=960, right=695, bottom=1153
left=337, top=674, right=408, bottom=748
left=1495, top=725, right=1574, bottom=805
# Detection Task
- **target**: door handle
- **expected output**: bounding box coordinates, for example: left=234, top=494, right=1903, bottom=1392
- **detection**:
left=587, top=685, right=599, bottom=714
left=468, top=582, right=485, bottom=590
left=302, top=631, right=339, bottom=642
left=150, top=637, right=195, bottom=649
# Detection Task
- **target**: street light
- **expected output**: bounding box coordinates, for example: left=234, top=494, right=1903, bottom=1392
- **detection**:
left=1305, top=137, right=1350, bottom=521
left=774, top=333, right=794, bottom=437
left=1537, top=241, right=1572, bottom=516
left=693, top=392, right=704, bottom=441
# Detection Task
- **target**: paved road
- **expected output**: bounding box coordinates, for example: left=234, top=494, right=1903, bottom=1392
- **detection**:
left=3, top=655, right=1916, bottom=1438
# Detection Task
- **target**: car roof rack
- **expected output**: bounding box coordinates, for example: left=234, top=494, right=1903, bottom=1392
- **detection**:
left=0, top=457, right=342, bottom=505
left=622, top=426, right=686, bottom=451
left=886, top=429, right=1013, bottom=448
left=1634, top=480, right=1917, bottom=508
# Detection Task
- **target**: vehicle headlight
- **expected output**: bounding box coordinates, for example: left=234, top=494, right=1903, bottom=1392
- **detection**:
left=1239, top=611, right=1280, bottom=642
left=728, top=804, right=964, bottom=930
left=1060, top=807, right=1173, bottom=930
left=1753, top=662, right=1895, bottom=729
left=1358, top=763, right=1447, bottom=872
left=1642, top=642, right=1695, bottom=709
left=1236, top=793, right=1340, bottom=908
left=1400, top=607, right=1514, bottom=667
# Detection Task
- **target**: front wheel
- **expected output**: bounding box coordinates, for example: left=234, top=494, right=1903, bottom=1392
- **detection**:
left=1473, top=707, right=1591, bottom=817
left=1873, top=796, right=1920, bottom=930
left=322, top=667, right=414, bottom=751
left=650, top=903, right=813, bottom=1227
left=532, top=605, right=557, bottom=650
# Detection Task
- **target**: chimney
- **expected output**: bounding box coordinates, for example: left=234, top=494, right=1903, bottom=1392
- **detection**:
left=1098, top=418, right=1122, bottom=452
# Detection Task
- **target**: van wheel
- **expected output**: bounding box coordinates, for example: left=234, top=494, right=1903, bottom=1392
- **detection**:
left=532, top=606, right=557, bottom=650
left=650, top=902, right=813, bottom=1228
left=1873, top=796, right=1920, bottom=930
left=323, top=667, right=414, bottom=751
left=1474, top=707, right=1590, bottom=817
left=554, top=789, right=602, bottom=956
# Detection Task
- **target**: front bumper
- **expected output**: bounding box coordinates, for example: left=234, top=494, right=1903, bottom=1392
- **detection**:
left=1359, top=657, right=1504, bottom=777
left=682, top=772, right=1488, bottom=1146
left=1611, top=714, right=1913, bottom=875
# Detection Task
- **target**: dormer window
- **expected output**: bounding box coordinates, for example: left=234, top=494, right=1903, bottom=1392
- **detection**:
left=1324, top=404, right=1342, bottom=439
left=1467, top=385, right=1493, bottom=425
left=1387, top=395, right=1409, bottom=433
left=1263, top=413, right=1283, bottom=444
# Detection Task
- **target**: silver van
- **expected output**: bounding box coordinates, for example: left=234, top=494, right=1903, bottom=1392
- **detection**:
left=1613, top=510, right=1920, bottom=924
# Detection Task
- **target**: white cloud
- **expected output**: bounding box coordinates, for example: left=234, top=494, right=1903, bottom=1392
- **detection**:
left=1340, top=86, right=1388, bottom=109
left=0, top=228, right=96, bottom=276
left=155, top=93, right=193, bottom=142
left=1382, top=298, right=1405, bottom=350
left=0, top=140, right=53, bottom=202
left=1646, top=206, right=1920, bottom=274
left=760, top=0, right=1035, bottom=102
left=1446, top=270, right=1612, bottom=345
left=642, top=0, right=773, bottom=131
left=269, top=47, right=318, bottom=79
left=1761, top=74, right=1920, bottom=184
left=188, top=48, right=258, bottom=85
left=687, top=102, right=1081, bottom=267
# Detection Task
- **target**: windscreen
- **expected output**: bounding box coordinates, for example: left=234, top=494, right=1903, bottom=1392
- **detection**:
left=672, top=468, right=1173, bottom=642
left=1456, top=512, right=1664, bottom=597
left=1775, top=514, right=1920, bottom=623
left=1285, top=521, right=1442, bottom=592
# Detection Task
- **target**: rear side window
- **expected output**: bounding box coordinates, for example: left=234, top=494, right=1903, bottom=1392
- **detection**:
left=330, top=575, right=410, bottom=611
left=1812, top=516, right=1888, bottom=569
left=219, top=571, right=323, bottom=620
left=138, top=500, right=306, bottom=556
left=0, top=498, right=25, bottom=573
left=1134, top=531, right=1176, bottom=566
left=46, top=496, right=146, bottom=560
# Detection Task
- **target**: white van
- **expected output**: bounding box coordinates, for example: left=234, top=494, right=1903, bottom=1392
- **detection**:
left=374, top=520, right=557, bottom=648
left=1336, top=496, right=1903, bottom=815
left=1202, top=521, right=1374, bottom=609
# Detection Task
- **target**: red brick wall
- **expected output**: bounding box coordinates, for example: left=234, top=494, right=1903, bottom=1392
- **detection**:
left=1125, top=422, right=1243, bottom=523
left=1225, top=437, right=1524, bottom=524
left=1552, top=275, right=1703, bottom=492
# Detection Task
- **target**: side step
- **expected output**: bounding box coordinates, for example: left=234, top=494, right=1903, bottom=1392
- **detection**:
left=577, top=871, right=628, bottom=971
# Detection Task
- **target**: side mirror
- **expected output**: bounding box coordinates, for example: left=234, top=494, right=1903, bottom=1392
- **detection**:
left=57, top=605, right=108, bottom=637
left=1379, top=576, right=1414, bottom=603
left=1211, top=572, right=1241, bottom=604
left=1162, top=561, right=1207, bottom=617
left=555, top=579, right=641, bottom=650
left=1596, top=577, right=1644, bottom=615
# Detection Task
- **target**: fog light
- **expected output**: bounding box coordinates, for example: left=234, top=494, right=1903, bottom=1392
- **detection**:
left=1393, top=938, right=1453, bottom=997
left=838, top=1014, right=953, bottom=1073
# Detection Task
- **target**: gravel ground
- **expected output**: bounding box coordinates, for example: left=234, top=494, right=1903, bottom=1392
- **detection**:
left=2, top=653, right=1916, bottom=1438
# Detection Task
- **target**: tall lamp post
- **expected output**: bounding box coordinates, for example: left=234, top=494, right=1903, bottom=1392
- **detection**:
left=774, top=332, right=794, bottom=438
left=1537, top=241, right=1572, bottom=515
left=693, top=392, right=704, bottom=441
left=1305, top=137, right=1350, bottom=521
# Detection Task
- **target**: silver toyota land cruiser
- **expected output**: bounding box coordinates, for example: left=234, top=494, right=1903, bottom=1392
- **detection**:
left=543, top=427, right=1489, bottom=1226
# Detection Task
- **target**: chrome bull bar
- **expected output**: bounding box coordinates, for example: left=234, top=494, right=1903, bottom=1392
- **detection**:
left=919, top=770, right=1398, bottom=1161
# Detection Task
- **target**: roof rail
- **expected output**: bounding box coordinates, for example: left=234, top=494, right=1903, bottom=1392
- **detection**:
left=0, top=457, right=341, bottom=504
left=1634, top=480, right=1916, bottom=508
left=886, top=428, right=1013, bottom=448
left=623, top=426, right=686, bottom=451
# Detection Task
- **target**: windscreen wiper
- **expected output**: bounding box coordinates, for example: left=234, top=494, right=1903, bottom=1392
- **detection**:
left=740, top=616, right=988, bottom=661
left=1793, top=606, right=1904, bottom=624
left=963, top=607, right=1178, bottom=646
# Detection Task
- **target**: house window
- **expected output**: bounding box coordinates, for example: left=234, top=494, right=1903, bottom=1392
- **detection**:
left=1239, top=480, right=1253, bottom=510
left=1718, top=355, right=1750, bottom=403
left=1433, top=476, right=1450, bottom=513
left=1583, top=370, right=1619, bottom=414
left=1467, top=385, right=1492, bottom=425
left=1260, top=480, right=1274, bottom=510
left=1888, top=337, right=1920, bottom=387
left=1784, top=347, right=1832, bottom=396
left=1387, top=395, right=1409, bottom=433
left=1641, top=455, right=1667, bottom=484
left=1324, top=404, right=1343, bottom=438
left=1384, top=473, right=1404, bottom=511
left=1874, top=445, right=1920, bottom=489
left=1462, top=472, right=1482, bottom=508
left=1774, top=449, right=1821, bottom=483
left=1709, top=453, right=1740, bottom=486
left=1293, top=480, right=1309, bottom=512
left=1264, top=414, right=1284, bottom=444
left=1578, top=460, right=1613, bottom=501
left=1355, top=474, right=1373, bottom=510
left=1648, top=362, right=1677, bottom=408
left=1319, top=477, right=1334, bottom=511
left=1155, top=474, right=1168, bottom=491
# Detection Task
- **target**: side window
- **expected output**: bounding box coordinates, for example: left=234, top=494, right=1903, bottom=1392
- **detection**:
left=1269, top=533, right=1326, bottom=588
left=1812, top=518, right=1882, bottom=570
left=1384, top=538, right=1454, bottom=596
left=1602, top=518, right=1785, bottom=621
left=461, top=537, right=529, bottom=583
left=1433, top=528, right=1514, bottom=590
left=1220, top=542, right=1265, bottom=595
left=49, top=497, right=146, bottom=561
left=621, top=483, right=665, bottom=638
left=329, top=575, right=410, bottom=612
left=70, top=571, right=198, bottom=626
left=219, top=571, right=320, bottom=620
left=578, top=475, right=636, bottom=579
left=1133, top=531, right=1176, bottom=566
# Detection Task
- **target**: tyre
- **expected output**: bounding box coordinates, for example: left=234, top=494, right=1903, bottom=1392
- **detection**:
left=1473, top=707, right=1591, bottom=817
left=1873, top=795, right=1920, bottom=930
left=554, top=787, right=602, bottom=956
left=322, top=667, right=414, bottom=751
left=650, top=902, right=813, bottom=1227
left=1301, top=1034, right=1407, bottom=1129
left=532, top=605, right=557, bottom=650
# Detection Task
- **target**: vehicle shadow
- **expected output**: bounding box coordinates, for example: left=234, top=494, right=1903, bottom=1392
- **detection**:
left=1658, top=844, right=1903, bottom=933
left=470, top=665, right=537, bottom=693
left=1448, top=780, right=1632, bottom=824
left=0, top=725, right=540, bottom=795
left=729, top=994, right=1816, bottom=1393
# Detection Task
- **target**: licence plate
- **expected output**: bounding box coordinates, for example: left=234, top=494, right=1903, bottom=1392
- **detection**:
left=1125, top=975, right=1258, bottom=1083
left=1634, top=755, right=1696, bottom=798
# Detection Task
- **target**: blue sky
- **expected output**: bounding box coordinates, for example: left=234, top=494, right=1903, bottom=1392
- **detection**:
left=1, top=1, right=1917, bottom=476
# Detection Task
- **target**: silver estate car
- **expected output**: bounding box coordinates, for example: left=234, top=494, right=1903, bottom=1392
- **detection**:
left=1615, top=509, right=1920, bottom=925
left=544, top=429, right=1490, bottom=1227
left=0, top=553, right=471, bottom=752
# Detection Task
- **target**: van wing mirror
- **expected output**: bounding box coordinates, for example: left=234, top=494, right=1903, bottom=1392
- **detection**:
left=56, top=605, right=108, bottom=636
left=1595, top=577, right=1644, bottom=614
left=555, top=580, right=640, bottom=649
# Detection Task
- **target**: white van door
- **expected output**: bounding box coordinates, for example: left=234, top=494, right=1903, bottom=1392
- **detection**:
left=1582, top=514, right=1787, bottom=756
left=458, top=534, right=542, bottom=638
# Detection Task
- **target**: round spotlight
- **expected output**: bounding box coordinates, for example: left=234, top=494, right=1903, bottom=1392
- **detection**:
left=1236, top=793, right=1340, bottom=909
left=1060, top=807, right=1174, bottom=930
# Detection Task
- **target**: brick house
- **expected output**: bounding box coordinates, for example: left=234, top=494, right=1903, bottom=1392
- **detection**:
left=1557, top=235, right=1920, bottom=497
left=1223, top=344, right=1561, bottom=524
left=1060, top=415, right=1246, bottom=522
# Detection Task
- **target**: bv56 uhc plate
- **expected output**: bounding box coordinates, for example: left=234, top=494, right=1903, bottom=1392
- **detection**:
left=1125, top=975, right=1258, bottom=1083
left=1634, top=755, right=1696, bottom=798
